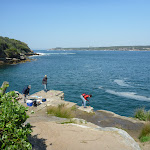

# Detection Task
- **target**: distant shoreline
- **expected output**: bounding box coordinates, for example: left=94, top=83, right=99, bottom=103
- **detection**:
left=48, top=49, right=150, bottom=51
left=49, top=46, right=150, bottom=51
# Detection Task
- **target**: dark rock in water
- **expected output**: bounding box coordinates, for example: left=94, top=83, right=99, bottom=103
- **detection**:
left=20, top=55, right=26, bottom=60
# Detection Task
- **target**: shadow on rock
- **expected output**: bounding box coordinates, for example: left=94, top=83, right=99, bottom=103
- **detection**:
left=28, top=134, right=47, bottom=150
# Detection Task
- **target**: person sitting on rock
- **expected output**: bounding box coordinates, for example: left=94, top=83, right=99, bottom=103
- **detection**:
left=80, top=93, right=92, bottom=108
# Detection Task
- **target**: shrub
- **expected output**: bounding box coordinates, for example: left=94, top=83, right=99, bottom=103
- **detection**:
left=0, top=91, right=32, bottom=149
left=47, top=104, right=75, bottom=118
left=4, top=48, right=20, bottom=58
left=71, top=105, right=77, bottom=111
left=134, top=108, right=150, bottom=121
left=139, top=123, right=150, bottom=142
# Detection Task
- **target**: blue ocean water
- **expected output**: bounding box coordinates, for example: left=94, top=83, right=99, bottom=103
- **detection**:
left=0, top=50, right=150, bottom=117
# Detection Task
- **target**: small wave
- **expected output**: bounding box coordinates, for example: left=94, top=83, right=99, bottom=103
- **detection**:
left=98, top=86, right=103, bottom=89
left=106, top=89, right=150, bottom=102
left=37, top=52, right=76, bottom=56
left=37, top=53, right=48, bottom=56
left=114, top=79, right=130, bottom=87
left=48, top=53, right=76, bottom=55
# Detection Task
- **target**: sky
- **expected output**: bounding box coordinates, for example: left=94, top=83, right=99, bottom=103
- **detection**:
left=0, top=0, right=150, bottom=49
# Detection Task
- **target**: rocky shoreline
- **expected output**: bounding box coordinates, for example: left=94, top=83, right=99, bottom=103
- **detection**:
left=0, top=53, right=39, bottom=65
left=17, top=90, right=150, bottom=150
left=0, top=36, right=39, bottom=65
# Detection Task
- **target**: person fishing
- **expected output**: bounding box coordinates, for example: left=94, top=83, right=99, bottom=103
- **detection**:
left=80, top=93, right=92, bottom=108
left=42, top=75, right=48, bottom=92
left=22, top=85, right=31, bottom=103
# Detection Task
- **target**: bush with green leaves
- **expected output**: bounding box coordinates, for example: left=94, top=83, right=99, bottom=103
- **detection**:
left=4, top=48, right=20, bottom=58
left=0, top=90, right=32, bottom=149
left=139, top=122, right=150, bottom=142
left=134, top=108, right=150, bottom=121
left=0, top=36, right=33, bottom=59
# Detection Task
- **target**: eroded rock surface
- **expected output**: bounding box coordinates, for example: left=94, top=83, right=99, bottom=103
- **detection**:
left=18, top=90, right=142, bottom=150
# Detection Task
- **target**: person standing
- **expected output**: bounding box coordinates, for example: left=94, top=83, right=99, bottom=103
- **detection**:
left=42, top=75, right=47, bottom=92
left=22, top=85, right=31, bottom=103
left=80, top=93, right=92, bottom=108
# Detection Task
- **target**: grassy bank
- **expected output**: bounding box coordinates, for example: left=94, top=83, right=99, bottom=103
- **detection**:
left=134, top=108, right=150, bottom=142
left=134, top=108, right=150, bottom=121
left=47, top=104, right=77, bottom=118
left=139, top=122, right=150, bottom=142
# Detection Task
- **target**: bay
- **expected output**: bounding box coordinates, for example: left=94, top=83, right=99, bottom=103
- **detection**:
left=0, top=50, right=150, bottom=117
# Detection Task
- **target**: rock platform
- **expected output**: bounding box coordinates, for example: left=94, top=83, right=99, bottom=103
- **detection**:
left=20, top=90, right=94, bottom=114
left=18, top=90, right=143, bottom=150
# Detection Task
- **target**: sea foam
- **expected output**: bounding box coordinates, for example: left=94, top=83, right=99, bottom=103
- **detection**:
left=106, top=89, right=150, bottom=102
left=114, top=79, right=130, bottom=87
left=37, top=52, right=76, bottom=56
left=98, top=86, right=103, bottom=89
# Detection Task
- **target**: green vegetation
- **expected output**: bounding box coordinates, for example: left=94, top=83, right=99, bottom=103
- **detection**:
left=134, top=108, right=150, bottom=121
left=0, top=81, right=9, bottom=95
left=47, top=104, right=76, bottom=118
left=134, top=108, right=150, bottom=142
left=0, top=36, right=33, bottom=59
left=61, top=119, right=76, bottom=124
left=0, top=87, right=32, bottom=149
left=139, top=123, right=150, bottom=142
left=70, top=105, right=77, bottom=111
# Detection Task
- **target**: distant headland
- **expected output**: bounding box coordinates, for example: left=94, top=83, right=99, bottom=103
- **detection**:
left=0, top=36, right=38, bottom=65
left=49, top=46, right=150, bottom=51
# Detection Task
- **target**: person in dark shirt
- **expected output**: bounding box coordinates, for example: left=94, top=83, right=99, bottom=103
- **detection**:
left=42, top=75, right=47, bottom=92
left=22, top=85, right=31, bottom=103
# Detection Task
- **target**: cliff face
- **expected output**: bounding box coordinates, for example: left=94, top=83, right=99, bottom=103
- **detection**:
left=0, top=36, right=34, bottom=64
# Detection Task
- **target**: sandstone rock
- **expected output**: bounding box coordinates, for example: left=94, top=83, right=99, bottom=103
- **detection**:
left=18, top=89, right=142, bottom=150
left=78, top=106, right=94, bottom=113
left=97, top=126, right=141, bottom=150
left=97, top=109, right=145, bottom=124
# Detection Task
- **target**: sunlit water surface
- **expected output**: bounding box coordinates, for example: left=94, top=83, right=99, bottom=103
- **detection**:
left=0, top=50, right=150, bottom=117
